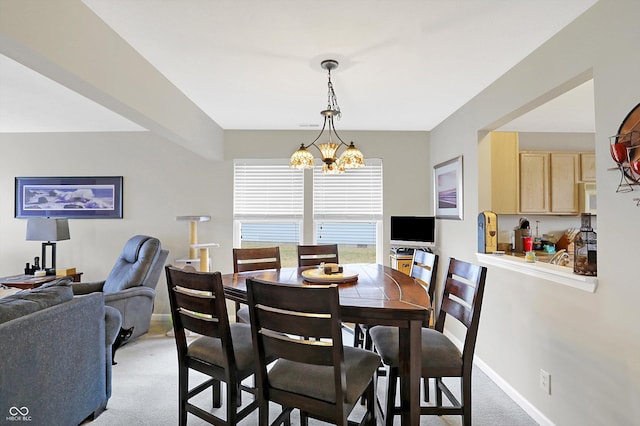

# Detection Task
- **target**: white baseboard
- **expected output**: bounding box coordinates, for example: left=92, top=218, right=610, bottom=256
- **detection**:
left=445, top=332, right=554, bottom=426
left=152, top=313, right=171, bottom=322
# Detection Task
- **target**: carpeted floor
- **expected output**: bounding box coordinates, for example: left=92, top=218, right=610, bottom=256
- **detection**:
left=88, top=326, right=537, bottom=426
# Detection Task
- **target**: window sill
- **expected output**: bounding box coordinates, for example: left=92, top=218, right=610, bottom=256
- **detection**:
left=475, top=253, right=597, bottom=293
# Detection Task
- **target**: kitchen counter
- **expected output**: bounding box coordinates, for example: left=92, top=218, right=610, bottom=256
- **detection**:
left=508, top=250, right=570, bottom=266
left=475, top=252, right=597, bottom=293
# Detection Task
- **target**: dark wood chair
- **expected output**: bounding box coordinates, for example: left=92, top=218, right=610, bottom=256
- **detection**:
left=246, top=277, right=381, bottom=426
left=165, top=266, right=257, bottom=426
left=232, top=247, right=281, bottom=323
left=369, top=257, right=488, bottom=426
left=233, top=247, right=282, bottom=272
left=355, top=249, right=438, bottom=349
left=409, top=249, right=439, bottom=326
left=296, top=244, right=339, bottom=267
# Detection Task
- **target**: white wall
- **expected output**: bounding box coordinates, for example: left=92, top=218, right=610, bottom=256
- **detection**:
left=430, top=1, right=639, bottom=424
left=0, top=129, right=429, bottom=321
left=0, top=131, right=227, bottom=316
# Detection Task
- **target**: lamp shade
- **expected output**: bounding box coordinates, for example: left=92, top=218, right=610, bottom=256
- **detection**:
left=26, top=218, right=70, bottom=242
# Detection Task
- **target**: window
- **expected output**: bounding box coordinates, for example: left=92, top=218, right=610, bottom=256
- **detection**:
left=233, top=158, right=383, bottom=265
left=233, top=160, right=303, bottom=267
left=313, top=159, right=383, bottom=263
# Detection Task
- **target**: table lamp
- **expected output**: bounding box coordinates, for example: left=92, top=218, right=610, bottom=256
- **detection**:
left=26, top=218, right=70, bottom=275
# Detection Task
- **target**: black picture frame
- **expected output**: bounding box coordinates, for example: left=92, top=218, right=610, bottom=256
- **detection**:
left=15, top=176, right=123, bottom=219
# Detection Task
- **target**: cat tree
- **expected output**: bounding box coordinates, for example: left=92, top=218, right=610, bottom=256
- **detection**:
left=175, top=215, right=219, bottom=272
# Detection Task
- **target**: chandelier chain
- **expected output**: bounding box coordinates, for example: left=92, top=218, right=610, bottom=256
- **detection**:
left=326, top=69, right=341, bottom=120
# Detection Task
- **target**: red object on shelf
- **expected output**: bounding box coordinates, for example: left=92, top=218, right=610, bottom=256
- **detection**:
left=610, top=142, right=630, bottom=164
left=523, top=237, right=533, bottom=252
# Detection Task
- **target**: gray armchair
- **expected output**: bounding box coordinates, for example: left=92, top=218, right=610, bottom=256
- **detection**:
left=73, top=235, right=169, bottom=340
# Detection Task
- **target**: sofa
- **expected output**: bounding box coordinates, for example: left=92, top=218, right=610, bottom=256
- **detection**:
left=0, top=279, right=121, bottom=426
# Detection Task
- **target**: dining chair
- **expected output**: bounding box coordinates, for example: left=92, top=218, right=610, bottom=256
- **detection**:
left=246, top=277, right=381, bottom=426
left=165, top=266, right=258, bottom=426
left=232, top=247, right=281, bottom=323
left=355, top=248, right=438, bottom=350
left=409, top=248, right=439, bottom=325
left=296, top=243, right=339, bottom=267
left=368, top=257, right=488, bottom=426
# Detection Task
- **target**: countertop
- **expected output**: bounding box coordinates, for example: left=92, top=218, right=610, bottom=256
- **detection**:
left=475, top=252, right=597, bottom=293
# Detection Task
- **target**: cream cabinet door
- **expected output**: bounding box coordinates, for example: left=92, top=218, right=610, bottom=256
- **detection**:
left=519, top=152, right=549, bottom=213
left=550, top=153, right=579, bottom=214
left=580, top=152, right=596, bottom=182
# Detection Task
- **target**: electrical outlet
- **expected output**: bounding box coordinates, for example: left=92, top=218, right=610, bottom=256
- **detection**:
left=539, top=369, right=551, bottom=395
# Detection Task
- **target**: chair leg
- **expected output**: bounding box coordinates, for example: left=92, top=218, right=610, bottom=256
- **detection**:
left=435, top=377, right=443, bottom=408
left=178, top=367, right=188, bottom=426
left=226, top=379, right=239, bottom=426
left=258, top=398, right=270, bottom=426
left=212, top=379, right=221, bottom=408
left=385, top=367, right=398, bottom=426
left=423, top=377, right=430, bottom=402
left=365, top=379, right=377, bottom=426
left=354, top=324, right=363, bottom=348
left=462, top=375, right=472, bottom=426
left=300, top=410, right=309, bottom=426
left=364, top=326, right=373, bottom=351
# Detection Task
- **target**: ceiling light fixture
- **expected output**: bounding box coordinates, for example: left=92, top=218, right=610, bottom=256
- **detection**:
left=289, top=59, right=364, bottom=174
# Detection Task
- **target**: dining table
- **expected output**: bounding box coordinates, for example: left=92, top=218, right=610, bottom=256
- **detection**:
left=221, top=263, right=430, bottom=426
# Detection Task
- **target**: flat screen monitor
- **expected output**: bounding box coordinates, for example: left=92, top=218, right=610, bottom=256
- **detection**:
left=390, top=216, right=436, bottom=248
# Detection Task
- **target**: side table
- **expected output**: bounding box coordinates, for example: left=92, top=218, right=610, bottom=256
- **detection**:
left=0, top=273, right=83, bottom=290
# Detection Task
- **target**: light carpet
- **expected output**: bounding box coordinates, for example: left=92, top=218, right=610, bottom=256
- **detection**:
left=87, top=327, right=537, bottom=426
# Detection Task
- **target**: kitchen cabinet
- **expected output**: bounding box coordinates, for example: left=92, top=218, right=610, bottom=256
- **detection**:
left=519, top=152, right=549, bottom=213
left=519, top=151, right=579, bottom=215
left=580, top=152, right=596, bottom=182
left=550, top=152, right=579, bottom=214
left=478, top=132, right=519, bottom=214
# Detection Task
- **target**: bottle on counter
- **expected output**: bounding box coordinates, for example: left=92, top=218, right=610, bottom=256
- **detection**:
left=574, top=213, right=597, bottom=276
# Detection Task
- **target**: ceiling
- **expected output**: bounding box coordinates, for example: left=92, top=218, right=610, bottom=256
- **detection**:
left=0, top=0, right=597, bottom=134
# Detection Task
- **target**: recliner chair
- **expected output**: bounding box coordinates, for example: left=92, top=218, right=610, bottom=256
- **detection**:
left=73, top=235, right=169, bottom=340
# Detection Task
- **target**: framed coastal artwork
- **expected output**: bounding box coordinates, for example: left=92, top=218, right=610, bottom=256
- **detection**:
left=15, top=176, right=123, bottom=219
left=433, top=156, right=463, bottom=220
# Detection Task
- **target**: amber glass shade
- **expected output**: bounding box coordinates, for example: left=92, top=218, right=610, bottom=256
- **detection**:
left=317, top=142, right=339, bottom=163
left=290, top=145, right=315, bottom=169
left=322, top=160, right=345, bottom=174
left=338, top=142, right=365, bottom=169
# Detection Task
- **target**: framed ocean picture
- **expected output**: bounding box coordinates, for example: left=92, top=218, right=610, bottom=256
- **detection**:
left=433, top=156, right=463, bottom=220
left=15, top=176, right=123, bottom=219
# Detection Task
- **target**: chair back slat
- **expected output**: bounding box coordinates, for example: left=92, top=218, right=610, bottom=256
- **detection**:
left=445, top=276, right=476, bottom=305
left=233, top=247, right=281, bottom=272
left=257, top=304, right=333, bottom=339
left=410, top=249, right=439, bottom=300
left=434, top=258, right=488, bottom=360
left=174, top=289, right=215, bottom=313
left=165, top=266, right=233, bottom=355
left=297, top=244, right=339, bottom=267
left=439, top=296, right=471, bottom=328
left=262, top=331, right=335, bottom=366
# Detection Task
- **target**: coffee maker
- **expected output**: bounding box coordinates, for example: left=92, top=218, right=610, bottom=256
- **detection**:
left=514, top=218, right=531, bottom=253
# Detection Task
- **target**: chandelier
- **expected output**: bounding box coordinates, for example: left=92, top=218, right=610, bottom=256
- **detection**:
left=289, top=59, right=365, bottom=174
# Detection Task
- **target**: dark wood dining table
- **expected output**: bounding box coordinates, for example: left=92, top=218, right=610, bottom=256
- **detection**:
left=221, top=263, right=430, bottom=426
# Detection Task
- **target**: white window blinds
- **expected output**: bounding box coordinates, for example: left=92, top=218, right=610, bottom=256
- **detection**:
left=313, top=159, right=383, bottom=221
left=234, top=160, right=304, bottom=220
